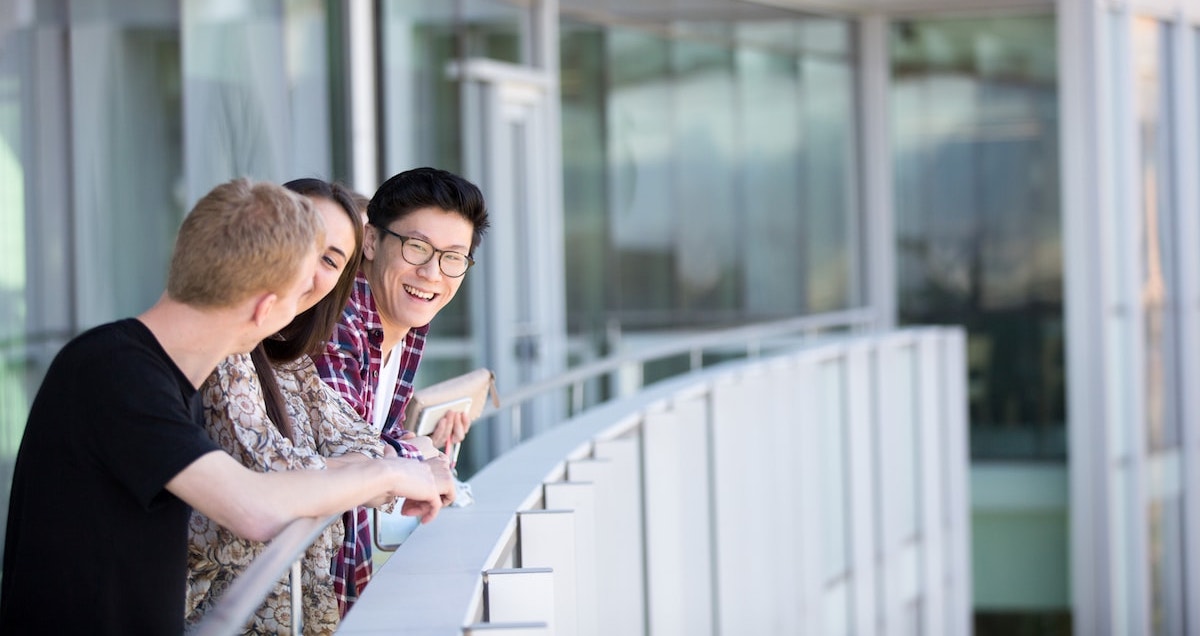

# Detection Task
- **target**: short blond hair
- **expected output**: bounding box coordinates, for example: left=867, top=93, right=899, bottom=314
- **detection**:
left=167, top=178, right=324, bottom=308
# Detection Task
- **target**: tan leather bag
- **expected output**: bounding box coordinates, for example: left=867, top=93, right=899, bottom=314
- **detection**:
left=404, top=368, right=499, bottom=436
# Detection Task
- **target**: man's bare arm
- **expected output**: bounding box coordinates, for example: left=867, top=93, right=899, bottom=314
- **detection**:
left=166, top=451, right=452, bottom=542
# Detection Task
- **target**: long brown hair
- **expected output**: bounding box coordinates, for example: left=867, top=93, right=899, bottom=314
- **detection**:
left=252, top=178, right=364, bottom=439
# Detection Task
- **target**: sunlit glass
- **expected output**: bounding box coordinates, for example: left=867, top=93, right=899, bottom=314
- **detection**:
left=375, top=225, right=474, bottom=278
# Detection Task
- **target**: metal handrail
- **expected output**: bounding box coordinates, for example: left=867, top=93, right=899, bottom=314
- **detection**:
left=192, top=513, right=341, bottom=636
left=491, top=307, right=875, bottom=417
left=197, top=308, right=877, bottom=630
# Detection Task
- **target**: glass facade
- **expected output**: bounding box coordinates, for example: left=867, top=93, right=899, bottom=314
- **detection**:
left=559, top=16, right=863, bottom=342
left=892, top=15, right=1063, bottom=461
left=1133, top=16, right=1186, bottom=636
left=0, top=0, right=347, bottom=560
left=182, top=0, right=340, bottom=200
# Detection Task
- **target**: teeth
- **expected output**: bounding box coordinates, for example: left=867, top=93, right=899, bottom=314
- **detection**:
left=404, top=285, right=434, bottom=300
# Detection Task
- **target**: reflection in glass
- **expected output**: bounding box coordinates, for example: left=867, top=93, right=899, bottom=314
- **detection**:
left=562, top=16, right=862, bottom=342
left=72, top=7, right=182, bottom=326
left=183, top=0, right=336, bottom=201
left=892, top=15, right=1063, bottom=460
left=1147, top=498, right=1184, bottom=636
left=1133, top=17, right=1180, bottom=452
left=0, top=8, right=34, bottom=566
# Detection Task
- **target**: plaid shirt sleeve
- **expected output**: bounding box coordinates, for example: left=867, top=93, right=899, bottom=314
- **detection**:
left=314, top=305, right=372, bottom=423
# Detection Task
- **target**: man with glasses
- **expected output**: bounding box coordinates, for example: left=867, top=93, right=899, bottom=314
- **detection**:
left=314, top=167, right=490, bottom=613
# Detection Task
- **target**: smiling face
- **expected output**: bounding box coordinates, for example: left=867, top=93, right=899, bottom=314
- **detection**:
left=362, top=206, right=475, bottom=341
left=297, top=196, right=357, bottom=315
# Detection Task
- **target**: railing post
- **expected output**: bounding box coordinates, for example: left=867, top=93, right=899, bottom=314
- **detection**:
left=517, top=510, right=577, bottom=636
left=483, top=568, right=556, bottom=628
left=289, top=560, right=303, bottom=636
left=463, top=622, right=549, bottom=634
left=592, top=437, right=646, bottom=636
left=642, top=395, right=715, bottom=635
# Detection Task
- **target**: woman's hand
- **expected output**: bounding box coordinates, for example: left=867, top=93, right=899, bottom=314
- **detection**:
left=396, top=455, right=456, bottom=522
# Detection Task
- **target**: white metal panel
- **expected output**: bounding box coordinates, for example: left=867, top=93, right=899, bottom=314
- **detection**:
left=916, top=332, right=945, bottom=635
left=767, top=358, right=805, bottom=636
left=709, top=373, right=742, bottom=628
left=542, top=482, right=596, bottom=636
left=844, top=342, right=878, bottom=636
left=941, top=330, right=973, bottom=636
left=793, top=352, right=826, bottom=634
left=875, top=338, right=911, bottom=632
left=591, top=437, right=647, bottom=636
left=484, top=568, right=556, bottom=629
left=710, top=370, right=777, bottom=633
left=642, top=397, right=715, bottom=636
left=517, top=510, right=577, bottom=636
left=564, top=458, right=619, bottom=635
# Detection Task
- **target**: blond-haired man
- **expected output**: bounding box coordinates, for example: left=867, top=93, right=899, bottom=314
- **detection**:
left=0, top=179, right=454, bottom=634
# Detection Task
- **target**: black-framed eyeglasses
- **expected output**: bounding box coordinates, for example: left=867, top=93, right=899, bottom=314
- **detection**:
left=374, top=224, right=475, bottom=278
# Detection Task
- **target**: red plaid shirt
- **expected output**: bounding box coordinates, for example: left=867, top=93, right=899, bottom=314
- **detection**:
left=315, top=272, right=429, bottom=614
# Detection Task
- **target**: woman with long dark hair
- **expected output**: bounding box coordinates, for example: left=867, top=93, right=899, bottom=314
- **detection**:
left=185, top=179, right=420, bottom=634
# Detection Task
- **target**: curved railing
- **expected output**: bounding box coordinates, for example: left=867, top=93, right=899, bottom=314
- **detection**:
left=337, top=326, right=970, bottom=635
left=197, top=311, right=975, bottom=636
left=191, top=513, right=341, bottom=636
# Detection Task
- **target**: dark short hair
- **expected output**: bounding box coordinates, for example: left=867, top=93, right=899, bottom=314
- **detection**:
left=367, top=167, right=490, bottom=254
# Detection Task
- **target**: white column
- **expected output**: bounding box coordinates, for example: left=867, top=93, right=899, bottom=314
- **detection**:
left=859, top=13, right=896, bottom=330
left=346, top=0, right=377, bottom=194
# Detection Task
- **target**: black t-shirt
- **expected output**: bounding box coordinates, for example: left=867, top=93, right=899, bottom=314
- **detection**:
left=0, top=319, right=220, bottom=634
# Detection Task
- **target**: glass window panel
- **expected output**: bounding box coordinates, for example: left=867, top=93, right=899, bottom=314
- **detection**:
left=460, top=0, right=528, bottom=64
left=182, top=0, right=335, bottom=201
left=0, top=6, right=42, bottom=570
left=560, top=21, right=609, bottom=331
left=380, top=0, right=464, bottom=175
left=1147, top=497, right=1185, bottom=635
left=737, top=27, right=805, bottom=315
left=671, top=29, right=739, bottom=317
left=607, top=29, right=674, bottom=321
left=892, top=15, right=1063, bottom=461
left=562, top=15, right=862, bottom=342
left=70, top=4, right=182, bottom=326
left=802, top=53, right=861, bottom=312
left=1132, top=18, right=1181, bottom=451
left=183, top=1, right=288, bottom=199
left=800, top=17, right=852, bottom=56
left=283, top=0, right=335, bottom=179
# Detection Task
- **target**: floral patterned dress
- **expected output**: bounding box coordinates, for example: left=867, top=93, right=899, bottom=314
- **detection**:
left=185, top=353, right=390, bottom=635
